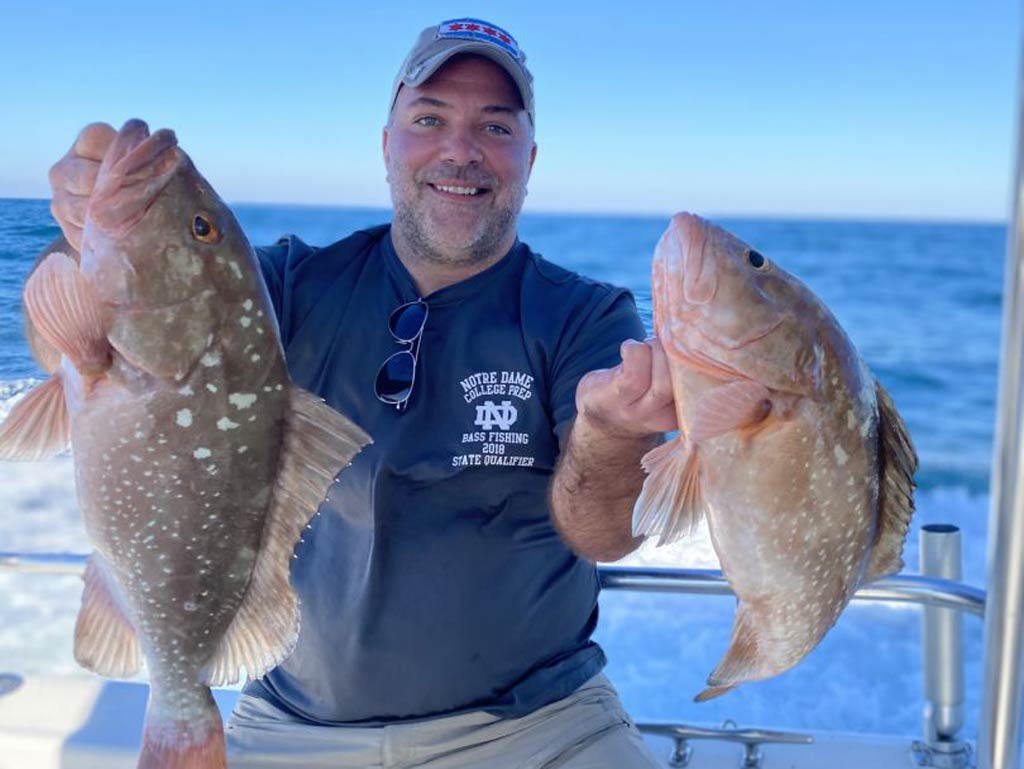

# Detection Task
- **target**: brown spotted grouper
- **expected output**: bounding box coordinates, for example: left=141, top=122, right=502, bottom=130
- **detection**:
left=633, top=213, right=917, bottom=701
left=0, top=120, right=369, bottom=768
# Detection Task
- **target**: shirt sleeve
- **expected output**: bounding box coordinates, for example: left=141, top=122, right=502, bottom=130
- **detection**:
left=255, top=238, right=289, bottom=325
left=549, top=287, right=646, bottom=450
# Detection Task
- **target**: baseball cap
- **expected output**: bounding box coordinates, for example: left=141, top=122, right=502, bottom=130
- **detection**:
left=390, top=18, right=534, bottom=124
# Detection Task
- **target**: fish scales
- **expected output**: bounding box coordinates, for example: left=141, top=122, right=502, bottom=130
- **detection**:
left=0, top=119, right=369, bottom=768
left=633, top=212, right=916, bottom=701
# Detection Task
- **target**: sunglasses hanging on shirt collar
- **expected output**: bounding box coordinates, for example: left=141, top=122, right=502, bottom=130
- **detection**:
left=375, top=298, right=428, bottom=412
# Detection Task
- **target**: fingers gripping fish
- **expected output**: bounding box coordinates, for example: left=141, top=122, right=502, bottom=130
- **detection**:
left=0, top=120, right=370, bottom=768
left=633, top=213, right=917, bottom=702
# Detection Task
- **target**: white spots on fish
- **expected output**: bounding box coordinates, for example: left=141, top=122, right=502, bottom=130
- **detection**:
left=216, top=417, right=240, bottom=431
left=176, top=409, right=193, bottom=427
left=193, top=447, right=212, bottom=459
left=201, top=351, right=221, bottom=367
left=239, top=316, right=252, bottom=328
left=228, top=392, right=258, bottom=410
left=257, top=310, right=264, bottom=318
left=206, top=383, right=218, bottom=393
left=242, top=299, right=254, bottom=311
left=846, top=410, right=856, bottom=430
left=228, top=260, right=243, bottom=280
left=179, top=385, right=194, bottom=396
left=238, top=446, right=248, bottom=454
left=834, top=445, right=849, bottom=466
left=251, top=354, right=261, bottom=363
left=129, top=454, right=143, bottom=463
left=183, top=601, right=198, bottom=612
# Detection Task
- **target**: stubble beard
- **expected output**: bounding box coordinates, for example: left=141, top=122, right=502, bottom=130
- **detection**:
left=392, top=183, right=525, bottom=268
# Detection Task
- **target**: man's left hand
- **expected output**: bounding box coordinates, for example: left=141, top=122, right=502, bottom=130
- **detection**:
left=574, top=337, right=677, bottom=439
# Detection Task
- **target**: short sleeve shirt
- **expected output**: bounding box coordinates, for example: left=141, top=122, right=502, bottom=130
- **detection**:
left=243, top=225, right=645, bottom=724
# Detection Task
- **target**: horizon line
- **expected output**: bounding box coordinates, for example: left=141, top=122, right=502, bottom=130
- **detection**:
left=0, top=196, right=1007, bottom=228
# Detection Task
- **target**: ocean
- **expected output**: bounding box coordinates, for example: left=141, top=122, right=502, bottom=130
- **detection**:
left=0, top=197, right=1004, bottom=740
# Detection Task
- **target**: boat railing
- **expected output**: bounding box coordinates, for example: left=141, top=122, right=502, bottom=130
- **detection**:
left=0, top=524, right=984, bottom=769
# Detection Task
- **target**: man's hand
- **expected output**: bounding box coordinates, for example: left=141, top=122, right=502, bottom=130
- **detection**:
left=49, top=122, right=116, bottom=251
left=550, top=337, right=677, bottom=563
left=574, top=338, right=677, bottom=439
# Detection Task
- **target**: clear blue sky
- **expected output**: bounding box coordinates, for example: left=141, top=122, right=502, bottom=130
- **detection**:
left=0, top=1, right=1018, bottom=221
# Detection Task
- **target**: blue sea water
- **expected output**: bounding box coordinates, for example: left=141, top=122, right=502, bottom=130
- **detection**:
left=0, top=197, right=1006, bottom=740
left=0, top=198, right=1004, bottom=496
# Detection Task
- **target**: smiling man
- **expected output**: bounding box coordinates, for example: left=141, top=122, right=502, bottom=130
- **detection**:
left=49, top=18, right=673, bottom=769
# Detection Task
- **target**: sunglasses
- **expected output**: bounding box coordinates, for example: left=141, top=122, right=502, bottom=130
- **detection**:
left=375, top=299, right=428, bottom=412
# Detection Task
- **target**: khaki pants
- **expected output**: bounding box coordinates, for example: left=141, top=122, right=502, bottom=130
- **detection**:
left=225, top=674, right=663, bottom=768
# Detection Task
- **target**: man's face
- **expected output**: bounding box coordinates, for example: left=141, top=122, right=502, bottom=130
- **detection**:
left=384, top=55, right=537, bottom=266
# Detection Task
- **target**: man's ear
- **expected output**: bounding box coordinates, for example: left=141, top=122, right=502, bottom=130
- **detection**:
left=382, top=125, right=390, bottom=166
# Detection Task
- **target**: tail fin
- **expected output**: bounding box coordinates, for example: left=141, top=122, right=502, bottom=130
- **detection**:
left=138, top=689, right=226, bottom=769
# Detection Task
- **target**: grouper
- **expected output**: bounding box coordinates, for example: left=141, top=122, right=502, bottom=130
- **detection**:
left=0, top=119, right=370, bottom=768
left=633, top=213, right=917, bottom=701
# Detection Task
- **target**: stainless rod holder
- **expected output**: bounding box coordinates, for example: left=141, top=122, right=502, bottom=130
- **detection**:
left=917, top=524, right=973, bottom=768
left=922, top=524, right=965, bottom=742
left=979, top=23, right=1024, bottom=769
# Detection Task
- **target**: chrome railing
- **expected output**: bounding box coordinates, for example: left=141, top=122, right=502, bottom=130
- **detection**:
left=0, top=550, right=987, bottom=617
left=1, top=534, right=985, bottom=768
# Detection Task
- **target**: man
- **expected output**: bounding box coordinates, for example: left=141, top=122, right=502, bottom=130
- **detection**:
left=50, top=18, right=676, bottom=768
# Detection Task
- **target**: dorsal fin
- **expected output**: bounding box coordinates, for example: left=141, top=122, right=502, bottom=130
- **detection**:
left=201, top=387, right=369, bottom=686
left=862, top=381, right=918, bottom=583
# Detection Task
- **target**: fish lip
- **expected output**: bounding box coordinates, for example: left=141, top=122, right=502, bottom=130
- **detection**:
left=87, top=123, right=182, bottom=237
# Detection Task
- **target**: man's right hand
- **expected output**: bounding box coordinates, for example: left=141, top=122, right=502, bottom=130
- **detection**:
left=49, top=123, right=116, bottom=251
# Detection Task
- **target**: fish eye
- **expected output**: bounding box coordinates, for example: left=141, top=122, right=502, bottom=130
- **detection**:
left=191, top=214, right=221, bottom=244
left=747, top=250, right=768, bottom=270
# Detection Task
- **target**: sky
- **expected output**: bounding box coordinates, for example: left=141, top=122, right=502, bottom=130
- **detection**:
left=0, top=1, right=1019, bottom=221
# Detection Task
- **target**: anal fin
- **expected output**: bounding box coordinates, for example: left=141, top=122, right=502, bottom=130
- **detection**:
left=0, top=375, right=70, bottom=461
left=632, top=436, right=705, bottom=546
left=201, top=387, right=370, bottom=686
left=74, top=554, right=142, bottom=678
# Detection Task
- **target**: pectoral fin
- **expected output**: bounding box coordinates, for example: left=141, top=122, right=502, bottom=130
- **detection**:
left=201, top=387, right=370, bottom=686
left=23, top=251, right=109, bottom=375
left=632, top=436, right=705, bottom=546
left=863, top=382, right=918, bottom=583
left=689, top=380, right=773, bottom=443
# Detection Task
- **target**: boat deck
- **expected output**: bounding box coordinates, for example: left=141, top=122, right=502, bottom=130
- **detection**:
left=0, top=675, right=920, bottom=769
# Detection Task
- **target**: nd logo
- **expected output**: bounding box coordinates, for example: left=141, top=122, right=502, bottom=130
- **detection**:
left=475, top=400, right=518, bottom=431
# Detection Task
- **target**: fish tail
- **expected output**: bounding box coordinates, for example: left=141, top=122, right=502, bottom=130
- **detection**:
left=138, top=689, right=225, bottom=769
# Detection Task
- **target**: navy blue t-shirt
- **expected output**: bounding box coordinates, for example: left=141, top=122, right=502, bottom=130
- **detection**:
left=242, top=224, right=645, bottom=724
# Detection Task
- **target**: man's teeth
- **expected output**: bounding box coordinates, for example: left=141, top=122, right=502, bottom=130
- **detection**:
left=435, top=184, right=482, bottom=196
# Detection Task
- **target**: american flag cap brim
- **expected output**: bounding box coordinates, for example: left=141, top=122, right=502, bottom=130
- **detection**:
left=389, top=20, right=534, bottom=124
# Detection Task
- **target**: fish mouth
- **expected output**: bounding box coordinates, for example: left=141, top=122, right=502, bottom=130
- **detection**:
left=87, top=119, right=182, bottom=237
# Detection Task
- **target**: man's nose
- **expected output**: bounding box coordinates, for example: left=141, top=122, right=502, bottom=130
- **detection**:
left=441, top=127, right=483, bottom=165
